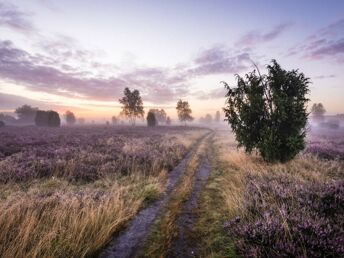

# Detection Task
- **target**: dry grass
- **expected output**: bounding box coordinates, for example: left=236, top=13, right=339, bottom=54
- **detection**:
left=138, top=135, right=209, bottom=257
left=0, top=127, right=209, bottom=258
left=0, top=173, right=165, bottom=258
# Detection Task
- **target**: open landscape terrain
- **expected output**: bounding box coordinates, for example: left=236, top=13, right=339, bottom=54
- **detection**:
left=0, top=125, right=343, bottom=257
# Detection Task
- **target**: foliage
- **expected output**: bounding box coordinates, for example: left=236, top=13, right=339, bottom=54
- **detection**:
left=35, top=110, right=61, bottom=127
left=0, top=113, right=16, bottom=125
left=176, top=99, right=194, bottom=125
left=149, top=109, right=167, bottom=124
left=119, top=87, right=144, bottom=125
left=215, top=111, right=220, bottom=122
left=147, top=111, right=157, bottom=127
left=223, top=60, right=310, bottom=162
left=15, top=105, right=38, bottom=124
left=311, top=103, right=326, bottom=121
left=64, top=110, right=76, bottom=125
left=225, top=174, right=344, bottom=257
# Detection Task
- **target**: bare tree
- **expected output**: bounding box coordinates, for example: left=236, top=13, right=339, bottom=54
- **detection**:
left=119, top=88, right=144, bottom=125
left=176, top=99, right=193, bottom=126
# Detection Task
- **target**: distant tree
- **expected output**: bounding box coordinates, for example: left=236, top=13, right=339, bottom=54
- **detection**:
left=15, top=105, right=38, bottom=124
left=311, top=103, right=326, bottom=121
left=77, top=118, right=85, bottom=125
left=199, top=117, right=205, bottom=123
left=149, top=109, right=167, bottom=124
left=0, top=113, right=17, bottom=125
left=64, top=110, right=76, bottom=125
left=215, top=111, right=221, bottom=122
left=0, top=121, right=5, bottom=127
left=176, top=99, right=194, bottom=126
left=106, top=121, right=110, bottom=126
left=166, top=116, right=171, bottom=125
left=111, top=116, right=118, bottom=125
left=35, top=110, right=60, bottom=127
left=223, top=60, right=310, bottom=163
left=119, top=87, right=144, bottom=125
left=204, top=114, right=213, bottom=123
left=147, top=111, right=157, bottom=127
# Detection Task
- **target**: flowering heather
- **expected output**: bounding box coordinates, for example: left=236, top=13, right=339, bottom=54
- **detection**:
left=305, top=127, right=344, bottom=160
left=0, top=125, right=202, bottom=182
left=225, top=173, right=344, bottom=257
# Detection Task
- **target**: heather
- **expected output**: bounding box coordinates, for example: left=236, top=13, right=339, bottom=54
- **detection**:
left=0, top=125, right=208, bottom=257
left=0, top=125, right=203, bottom=182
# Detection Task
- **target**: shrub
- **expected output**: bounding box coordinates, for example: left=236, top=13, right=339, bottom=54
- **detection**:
left=223, top=60, right=310, bottom=162
left=35, top=110, right=61, bottom=127
left=147, top=111, right=157, bottom=127
left=0, top=121, right=4, bottom=127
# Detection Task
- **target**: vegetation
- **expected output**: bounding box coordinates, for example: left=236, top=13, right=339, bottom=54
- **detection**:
left=147, top=111, right=157, bottom=127
left=149, top=109, right=167, bottom=124
left=15, top=105, right=38, bottom=124
left=311, top=103, right=326, bottom=121
left=223, top=60, right=310, bottom=162
left=119, top=87, right=144, bottom=125
left=0, top=121, right=4, bottom=127
left=176, top=99, right=194, bottom=126
left=215, top=110, right=221, bottom=122
left=111, top=116, right=118, bottom=125
left=64, top=110, right=76, bottom=125
left=35, top=110, right=61, bottom=127
left=166, top=117, right=171, bottom=125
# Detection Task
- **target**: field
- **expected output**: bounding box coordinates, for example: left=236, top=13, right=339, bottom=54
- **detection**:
left=0, top=125, right=343, bottom=257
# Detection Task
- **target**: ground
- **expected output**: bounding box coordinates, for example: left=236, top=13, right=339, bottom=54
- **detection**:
left=0, top=125, right=343, bottom=258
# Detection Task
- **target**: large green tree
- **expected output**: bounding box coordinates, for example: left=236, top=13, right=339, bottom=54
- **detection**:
left=119, top=88, right=144, bottom=125
left=223, top=60, right=310, bottom=162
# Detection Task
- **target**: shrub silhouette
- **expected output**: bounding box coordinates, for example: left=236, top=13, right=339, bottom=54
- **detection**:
left=223, top=60, right=310, bottom=162
left=64, top=110, right=76, bottom=125
left=147, top=111, right=157, bottom=127
left=0, top=121, right=5, bottom=127
left=35, top=110, right=61, bottom=127
left=166, top=117, right=171, bottom=125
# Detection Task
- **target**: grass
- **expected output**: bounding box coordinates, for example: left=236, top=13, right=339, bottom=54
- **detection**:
left=0, top=126, right=209, bottom=258
left=137, top=134, right=209, bottom=257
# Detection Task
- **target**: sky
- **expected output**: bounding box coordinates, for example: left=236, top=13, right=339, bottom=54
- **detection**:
left=0, top=0, right=343, bottom=121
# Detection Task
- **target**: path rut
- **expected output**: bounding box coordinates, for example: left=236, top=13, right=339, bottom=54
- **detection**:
left=98, top=133, right=210, bottom=258
left=167, top=152, right=211, bottom=258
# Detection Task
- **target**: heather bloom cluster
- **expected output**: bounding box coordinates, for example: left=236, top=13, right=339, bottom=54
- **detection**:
left=0, top=126, right=196, bottom=182
left=305, top=128, right=344, bottom=160
left=225, top=173, right=344, bottom=257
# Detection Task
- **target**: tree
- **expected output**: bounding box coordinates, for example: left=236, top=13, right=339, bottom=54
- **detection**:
left=147, top=111, right=157, bottom=127
left=0, top=121, right=5, bottom=127
left=111, top=116, right=118, bottom=125
left=64, top=110, right=76, bottom=125
left=215, top=111, right=221, bottom=122
left=77, top=118, right=85, bottom=125
left=149, top=109, right=167, bottom=124
left=35, top=110, right=60, bottom=127
left=223, top=60, right=310, bottom=163
left=119, top=87, right=144, bottom=125
left=311, top=103, right=326, bottom=121
left=15, top=105, right=38, bottom=124
left=166, top=116, right=171, bottom=125
left=176, top=99, right=193, bottom=126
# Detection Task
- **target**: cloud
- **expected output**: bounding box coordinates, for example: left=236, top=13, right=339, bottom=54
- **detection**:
left=188, top=45, right=252, bottom=76
left=0, top=2, right=35, bottom=33
left=236, top=23, right=292, bottom=47
left=288, top=19, right=344, bottom=63
left=313, top=74, right=336, bottom=79
left=194, top=87, right=227, bottom=100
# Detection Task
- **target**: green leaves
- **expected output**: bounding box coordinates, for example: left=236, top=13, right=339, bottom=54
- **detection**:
left=223, top=60, right=310, bottom=163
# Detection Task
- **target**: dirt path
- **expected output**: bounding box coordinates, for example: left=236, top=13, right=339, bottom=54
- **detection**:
left=98, top=133, right=210, bottom=258
left=167, top=153, right=211, bottom=258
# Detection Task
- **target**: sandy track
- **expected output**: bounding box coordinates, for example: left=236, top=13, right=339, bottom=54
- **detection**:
left=98, top=133, right=210, bottom=258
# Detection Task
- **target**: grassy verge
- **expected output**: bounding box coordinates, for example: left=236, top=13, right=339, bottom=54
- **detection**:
left=137, top=136, right=208, bottom=257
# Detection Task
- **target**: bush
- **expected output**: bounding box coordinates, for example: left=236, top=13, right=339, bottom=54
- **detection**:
left=35, top=110, right=61, bottom=127
left=223, top=60, right=310, bottom=162
left=0, top=121, right=4, bottom=127
left=147, top=111, right=157, bottom=127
